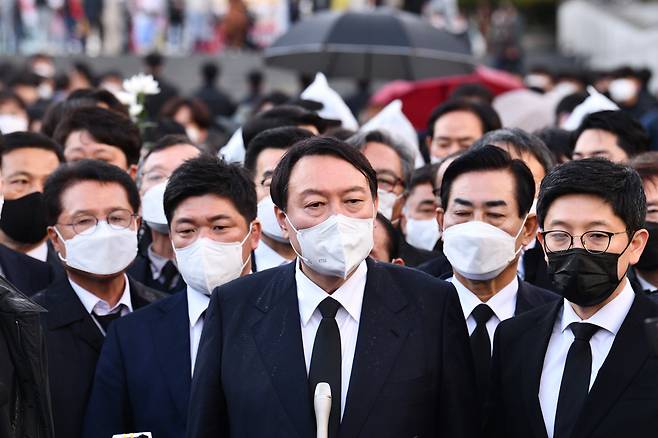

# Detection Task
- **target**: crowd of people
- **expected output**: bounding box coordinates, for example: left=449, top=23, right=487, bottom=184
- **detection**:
left=2, top=49, right=658, bottom=438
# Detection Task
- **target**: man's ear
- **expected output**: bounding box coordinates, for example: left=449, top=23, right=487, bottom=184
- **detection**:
left=249, top=220, right=262, bottom=251
left=128, top=164, right=138, bottom=181
left=275, top=205, right=288, bottom=233
left=521, top=214, right=539, bottom=247
left=436, top=207, right=445, bottom=234
left=48, top=226, right=65, bottom=257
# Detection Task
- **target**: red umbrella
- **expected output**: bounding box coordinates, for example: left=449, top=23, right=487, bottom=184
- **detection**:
left=369, top=66, right=524, bottom=130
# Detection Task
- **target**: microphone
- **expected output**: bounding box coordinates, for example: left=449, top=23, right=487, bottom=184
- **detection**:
left=314, top=382, right=332, bottom=438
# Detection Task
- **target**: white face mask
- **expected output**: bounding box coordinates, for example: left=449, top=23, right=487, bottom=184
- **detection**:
left=141, top=180, right=169, bottom=234
left=609, top=78, right=638, bottom=104
left=287, top=212, right=374, bottom=279
left=377, top=189, right=402, bottom=222
left=442, top=218, right=527, bottom=281
left=173, top=229, right=251, bottom=295
left=257, top=195, right=288, bottom=243
left=56, top=222, right=138, bottom=276
left=0, top=114, right=28, bottom=134
left=405, top=217, right=440, bottom=251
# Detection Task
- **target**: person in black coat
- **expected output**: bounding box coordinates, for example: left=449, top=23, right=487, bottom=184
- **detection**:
left=431, top=146, right=558, bottom=406
left=33, top=160, right=166, bottom=438
left=486, top=158, right=658, bottom=438
left=187, top=137, right=479, bottom=438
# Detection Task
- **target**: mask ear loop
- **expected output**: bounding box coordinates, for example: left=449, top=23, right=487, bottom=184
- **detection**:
left=53, top=226, right=69, bottom=263
left=506, top=212, right=532, bottom=264
left=283, top=213, right=311, bottom=265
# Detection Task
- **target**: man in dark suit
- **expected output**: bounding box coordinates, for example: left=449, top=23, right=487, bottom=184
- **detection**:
left=427, top=146, right=557, bottom=404
left=127, top=134, right=200, bottom=293
left=33, top=160, right=166, bottom=438
left=487, top=158, right=658, bottom=438
left=0, top=243, right=54, bottom=295
left=83, top=156, right=261, bottom=438
left=187, top=137, right=478, bottom=438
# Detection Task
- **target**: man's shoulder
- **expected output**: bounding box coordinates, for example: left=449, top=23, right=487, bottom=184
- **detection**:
left=116, top=290, right=185, bottom=332
left=498, top=300, right=559, bottom=341
left=216, top=263, right=295, bottom=304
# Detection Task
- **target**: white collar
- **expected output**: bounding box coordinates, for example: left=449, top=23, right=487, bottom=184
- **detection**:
left=147, top=243, right=171, bottom=278
left=561, top=278, right=635, bottom=336
left=635, top=271, right=658, bottom=293
left=450, top=275, right=519, bottom=322
left=26, top=241, right=48, bottom=262
left=296, top=259, right=367, bottom=327
left=254, top=240, right=291, bottom=269
left=187, top=287, right=211, bottom=327
left=69, top=274, right=133, bottom=315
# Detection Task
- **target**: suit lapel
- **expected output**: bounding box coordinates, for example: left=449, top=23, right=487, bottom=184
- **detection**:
left=572, top=294, right=653, bottom=436
left=250, top=263, right=314, bottom=438
left=515, top=280, right=533, bottom=315
left=46, top=277, right=105, bottom=352
left=339, top=259, right=410, bottom=437
left=151, top=291, right=191, bottom=422
left=520, top=300, right=561, bottom=438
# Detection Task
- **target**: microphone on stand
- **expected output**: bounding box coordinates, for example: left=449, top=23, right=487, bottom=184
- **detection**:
left=314, top=382, right=332, bottom=438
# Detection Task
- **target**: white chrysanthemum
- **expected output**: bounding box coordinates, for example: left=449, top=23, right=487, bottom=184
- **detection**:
left=122, top=73, right=160, bottom=96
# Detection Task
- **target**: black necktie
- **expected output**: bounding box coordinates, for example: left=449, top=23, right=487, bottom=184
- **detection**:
left=160, top=260, right=179, bottom=291
left=470, top=303, right=494, bottom=402
left=554, top=322, right=600, bottom=438
left=309, top=297, right=342, bottom=438
left=92, top=305, right=125, bottom=332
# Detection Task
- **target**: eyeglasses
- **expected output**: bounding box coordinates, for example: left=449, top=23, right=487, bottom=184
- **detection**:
left=58, top=209, right=139, bottom=236
left=141, top=170, right=169, bottom=186
left=539, top=230, right=627, bottom=254
left=377, top=175, right=404, bottom=193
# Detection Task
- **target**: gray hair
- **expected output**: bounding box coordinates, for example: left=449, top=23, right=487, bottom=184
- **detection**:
left=347, top=129, right=414, bottom=189
left=472, top=128, right=556, bottom=174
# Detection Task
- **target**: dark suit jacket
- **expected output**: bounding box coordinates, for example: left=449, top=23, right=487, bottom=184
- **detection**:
left=33, top=276, right=166, bottom=438
left=186, top=258, right=479, bottom=438
left=521, top=243, right=553, bottom=291
left=127, top=252, right=186, bottom=294
left=82, top=289, right=191, bottom=438
left=416, top=255, right=559, bottom=316
left=0, top=244, right=54, bottom=296
left=486, top=292, right=658, bottom=438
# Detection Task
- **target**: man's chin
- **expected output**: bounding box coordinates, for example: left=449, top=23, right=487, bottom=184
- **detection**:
left=65, top=265, right=125, bottom=281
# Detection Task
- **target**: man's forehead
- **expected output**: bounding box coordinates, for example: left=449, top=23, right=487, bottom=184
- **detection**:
left=288, top=155, right=369, bottom=192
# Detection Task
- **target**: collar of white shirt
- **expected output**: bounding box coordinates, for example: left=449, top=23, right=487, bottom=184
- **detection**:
left=26, top=241, right=49, bottom=262
left=296, top=259, right=367, bottom=327
left=635, top=271, right=658, bottom=294
left=254, top=240, right=291, bottom=271
left=147, top=243, right=171, bottom=280
left=450, top=275, right=519, bottom=322
left=187, top=286, right=211, bottom=327
left=69, top=274, right=133, bottom=316
left=560, top=277, right=635, bottom=336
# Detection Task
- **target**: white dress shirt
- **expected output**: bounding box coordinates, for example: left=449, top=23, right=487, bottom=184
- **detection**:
left=187, top=287, right=211, bottom=375
left=450, top=275, right=518, bottom=353
left=296, top=259, right=367, bottom=419
left=26, top=241, right=49, bottom=262
left=254, top=241, right=291, bottom=272
left=69, top=275, right=133, bottom=334
left=538, top=279, right=635, bottom=438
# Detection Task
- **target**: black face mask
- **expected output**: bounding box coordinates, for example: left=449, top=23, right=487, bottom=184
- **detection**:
left=547, top=248, right=627, bottom=307
left=0, top=192, right=48, bottom=244
left=636, top=221, right=658, bottom=271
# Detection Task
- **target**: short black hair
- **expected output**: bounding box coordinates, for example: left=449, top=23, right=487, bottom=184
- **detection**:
left=53, top=107, right=142, bottom=165
left=629, top=152, right=658, bottom=186
left=409, top=164, right=436, bottom=193
left=67, top=88, right=129, bottom=116
left=348, top=129, right=414, bottom=189
left=473, top=128, right=556, bottom=175
left=426, top=99, right=502, bottom=140
left=1, top=131, right=65, bottom=163
left=534, top=127, right=573, bottom=162
left=537, top=159, right=646, bottom=235
left=270, top=136, right=378, bottom=211
left=244, top=126, right=314, bottom=173
left=163, top=155, right=257, bottom=225
left=143, top=134, right=197, bottom=162
left=242, top=105, right=338, bottom=147
left=449, top=83, right=494, bottom=105
left=555, top=92, right=588, bottom=119
left=441, top=145, right=535, bottom=217
left=575, top=110, right=649, bottom=158
left=0, top=91, right=26, bottom=112
left=375, top=212, right=400, bottom=260
left=43, top=159, right=140, bottom=226
left=201, top=62, right=220, bottom=84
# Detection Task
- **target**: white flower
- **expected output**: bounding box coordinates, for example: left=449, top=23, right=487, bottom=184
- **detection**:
left=129, top=103, right=144, bottom=118
left=116, top=90, right=137, bottom=106
left=122, top=73, right=160, bottom=96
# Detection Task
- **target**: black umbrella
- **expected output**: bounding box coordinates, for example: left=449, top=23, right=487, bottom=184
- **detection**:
left=264, top=8, right=475, bottom=80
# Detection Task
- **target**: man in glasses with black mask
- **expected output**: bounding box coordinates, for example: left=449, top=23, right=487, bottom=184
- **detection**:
left=486, top=159, right=658, bottom=438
